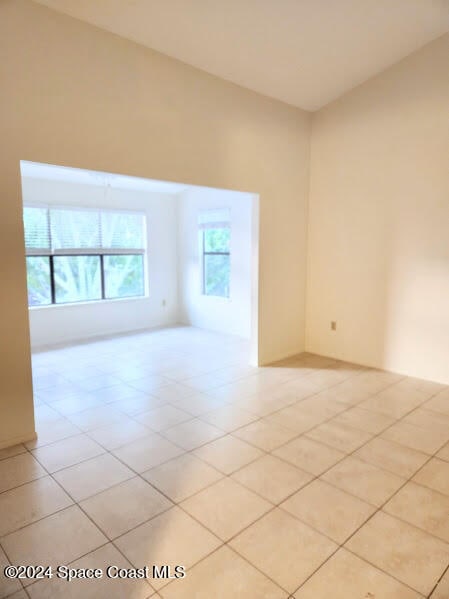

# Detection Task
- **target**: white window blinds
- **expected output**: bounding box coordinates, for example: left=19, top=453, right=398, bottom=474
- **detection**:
left=198, top=208, right=230, bottom=230
left=50, top=208, right=101, bottom=250
left=100, top=211, right=144, bottom=249
left=23, top=206, right=145, bottom=255
left=23, top=206, right=50, bottom=250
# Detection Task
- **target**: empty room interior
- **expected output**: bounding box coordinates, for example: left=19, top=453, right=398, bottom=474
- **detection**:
left=0, top=1, right=448, bottom=598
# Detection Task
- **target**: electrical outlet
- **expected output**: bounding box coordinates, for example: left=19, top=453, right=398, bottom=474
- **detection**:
left=331, top=321, right=337, bottom=331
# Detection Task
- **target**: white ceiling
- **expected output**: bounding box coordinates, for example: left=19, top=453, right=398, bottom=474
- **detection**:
left=34, top=0, right=449, bottom=110
left=20, top=161, right=188, bottom=194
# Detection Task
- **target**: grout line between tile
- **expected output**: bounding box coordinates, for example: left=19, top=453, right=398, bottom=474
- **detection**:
left=4, top=338, right=447, bottom=598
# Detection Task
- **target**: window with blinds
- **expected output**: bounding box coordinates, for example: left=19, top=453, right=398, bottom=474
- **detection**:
left=198, top=209, right=231, bottom=298
left=23, top=205, right=146, bottom=306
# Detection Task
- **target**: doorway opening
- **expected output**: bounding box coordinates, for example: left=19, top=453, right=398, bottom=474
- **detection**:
left=21, top=161, right=260, bottom=439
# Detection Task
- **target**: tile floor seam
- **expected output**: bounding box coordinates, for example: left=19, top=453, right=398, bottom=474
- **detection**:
left=158, top=359, right=368, bottom=417
left=158, top=543, right=286, bottom=597
left=24, top=428, right=83, bottom=451
left=0, top=450, right=27, bottom=463
left=225, top=440, right=443, bottom=597
left=32, top=411, right=229, bottom=472
left=35, top=354, right=364, bottom=422
left=184, top=442, right=266, bottom=477
left=0, top=448, right=77, bottom=544
left=221, top=540, right=301, bottom=596
left=285, top=407, right=449, bottom=541
left=51, top=467, right=137, bottom=503
left=0, top=502, right=78, bottom=541
left=262, top=449, right=449, bottom=546
left=287, top=514, right=431, bottom=598
left=21, top=538, right=112, bottom=594
left=89, top=452, right=290, bottom=586
left=47, top=399, right=129, bottom=419
left=22, top=333, right=449, bottom=598
left=162, top=394, right=438, bottom=597
left=83, top=476, right=177, bottom=541
left=0, top=474, right=50, bottom=499
left=290, top=545, right=428, bottom=599
left=239, top=383, right=447, bottom=596
left=22, top=583, right=32, bottom=599
left=82, top=442, right=301, bottom=596
left=30, top=372, right=444, bottom=465
left=229, top=370, right=410, bottom=457
left=338, top=547, right=431, bottom=598
left=269, top=381, right=446, bottom=490
left=29, top=448, right=108, bottom=477
left=20, top=444, right=159, bottom=597
left=288, top=431, right=448, bottom=597
left=428, top=562, right=449, bottom=598
left=407, top=476, right=449, bottom=499
left=40, top=434, right=233, bottom=552
left=46, top=451, right=176, bottom=538
left=0, top=539, right=29, bottom=596
left=149, top=366, right=378, bottom=470
left=13, top=445, right=104, bottom=526
left=385, top=477, right=449, bottom=502
left=3, top=368, right=442, bottom=541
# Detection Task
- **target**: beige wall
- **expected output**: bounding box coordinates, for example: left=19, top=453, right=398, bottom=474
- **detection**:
left=0, top=0, right=310, bottom=446
left=306, top=34, right=449, bottom=384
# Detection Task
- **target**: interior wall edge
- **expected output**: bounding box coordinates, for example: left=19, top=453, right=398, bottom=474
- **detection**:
left=0, top=431, right=37, bottom=451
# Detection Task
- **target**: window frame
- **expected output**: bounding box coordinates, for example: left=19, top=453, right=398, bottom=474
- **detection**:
left=24, top=204, right=147, bottom=307
left=201, top=226, right=231, bottom=298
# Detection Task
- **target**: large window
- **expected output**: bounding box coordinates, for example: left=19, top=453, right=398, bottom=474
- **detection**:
left=23, top=206, right=146, bottom=306
left=199, top=209, right=230, bottom=298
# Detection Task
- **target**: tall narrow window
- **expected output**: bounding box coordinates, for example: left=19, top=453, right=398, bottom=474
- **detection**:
left=199, top=209, right=231, bottom=298
left=23, top=205, right=146, bottom=306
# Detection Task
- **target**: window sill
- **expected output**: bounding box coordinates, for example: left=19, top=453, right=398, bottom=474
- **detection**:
left=28, top=296, right=150, bottom=310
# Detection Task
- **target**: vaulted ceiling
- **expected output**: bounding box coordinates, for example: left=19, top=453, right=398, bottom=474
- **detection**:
left=35, top=0, right=449, bottom=110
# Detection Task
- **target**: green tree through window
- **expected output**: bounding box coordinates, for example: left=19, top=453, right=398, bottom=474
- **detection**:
left=203, top=227, right=230, bottom=297
left=23, top=206, right=146, bottom=305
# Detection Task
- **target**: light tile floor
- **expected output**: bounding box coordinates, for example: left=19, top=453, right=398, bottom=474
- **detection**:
left=0, top=326, right=448, bottom=598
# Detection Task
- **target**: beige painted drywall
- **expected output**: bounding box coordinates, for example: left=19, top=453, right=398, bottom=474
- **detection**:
left=0, top=0, right=310, bottom=447
left=306, top=34, right=449, bottom=384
